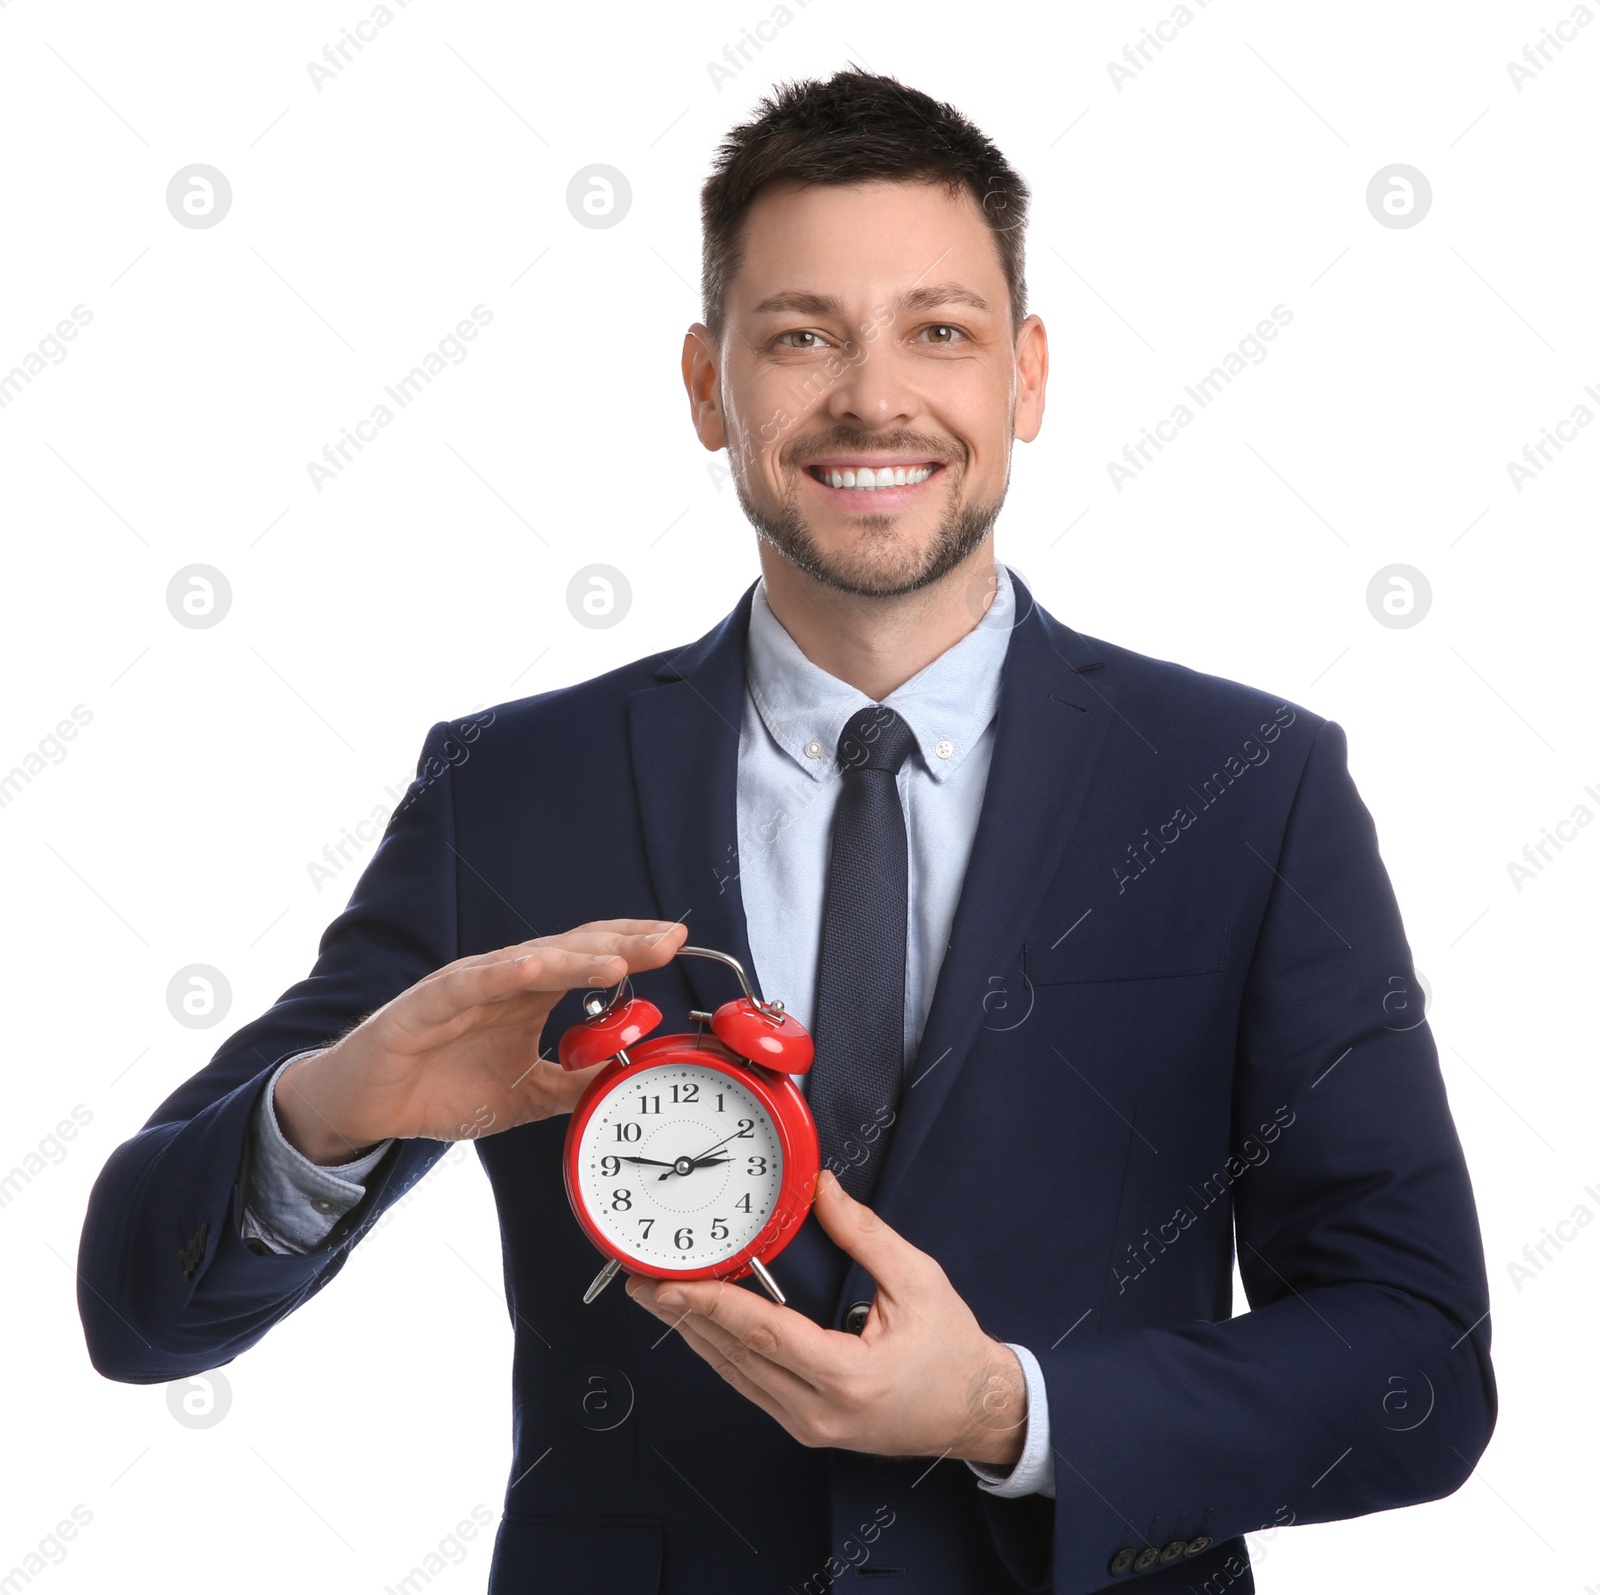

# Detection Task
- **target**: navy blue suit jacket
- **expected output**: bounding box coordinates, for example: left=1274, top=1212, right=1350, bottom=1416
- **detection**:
left=78, top=575, right=1495, bottom=1594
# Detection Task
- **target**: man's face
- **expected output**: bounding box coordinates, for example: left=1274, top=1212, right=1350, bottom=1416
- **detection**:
left=684, top=179, right=1047, bottom=599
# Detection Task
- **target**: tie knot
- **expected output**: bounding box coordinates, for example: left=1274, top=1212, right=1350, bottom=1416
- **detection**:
left=837, top=705, right=917, bottom=775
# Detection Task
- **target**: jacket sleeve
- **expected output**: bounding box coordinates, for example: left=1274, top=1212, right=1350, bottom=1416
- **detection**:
left=1031, top=718, right=1497, bottom=1593
left=77, top=718, right=469, bottom=1382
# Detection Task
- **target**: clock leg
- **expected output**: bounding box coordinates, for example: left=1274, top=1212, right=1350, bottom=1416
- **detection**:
left=583, top=1257, right=623, bottom=1304
left=747, top=1255, right=786, bottom=1306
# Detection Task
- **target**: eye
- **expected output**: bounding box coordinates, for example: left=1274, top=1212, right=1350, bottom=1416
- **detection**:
left=775, top=329, right=830, bottom=350
left=918, top=323, right=967, bottom=345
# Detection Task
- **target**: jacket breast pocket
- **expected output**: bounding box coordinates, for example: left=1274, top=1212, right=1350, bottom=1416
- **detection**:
left=1023, top=918, right=1230, bottom=985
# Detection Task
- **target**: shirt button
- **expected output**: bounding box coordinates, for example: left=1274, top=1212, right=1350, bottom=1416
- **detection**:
left=935, top=738, right=955, bottom=759
left=311, top=1197, right=338, bottom=1215
left=803, top=739, right=825, bottom=759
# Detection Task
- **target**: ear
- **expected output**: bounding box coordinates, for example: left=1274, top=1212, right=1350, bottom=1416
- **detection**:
left=682, top=324, right=728, bottom=451
left=1011, top=313, right=1048, bottom=444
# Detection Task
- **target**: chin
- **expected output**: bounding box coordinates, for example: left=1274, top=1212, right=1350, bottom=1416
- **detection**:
left=770, top=520, right=1000, bottom=602
left=804, top=540, right=942, bottom=598
left=737, top=467, right=1001, bottom=600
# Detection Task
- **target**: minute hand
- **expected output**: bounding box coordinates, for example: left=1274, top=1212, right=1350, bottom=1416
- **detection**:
left=657, top=1128, right=745, bottom=1180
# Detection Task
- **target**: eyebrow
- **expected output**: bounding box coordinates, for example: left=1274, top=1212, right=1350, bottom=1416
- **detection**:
left=750, top=281, right=991, bottom=317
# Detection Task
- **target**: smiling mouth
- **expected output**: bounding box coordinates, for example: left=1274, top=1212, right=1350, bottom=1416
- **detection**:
left=803, top=462, right=944, bottom=494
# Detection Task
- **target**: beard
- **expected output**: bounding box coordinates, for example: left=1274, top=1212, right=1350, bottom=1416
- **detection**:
left=734, top=443, right=1006, bottom=600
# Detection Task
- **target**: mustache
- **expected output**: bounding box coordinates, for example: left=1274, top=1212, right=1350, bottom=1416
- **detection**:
left=782, top=432, right=965, bottom=469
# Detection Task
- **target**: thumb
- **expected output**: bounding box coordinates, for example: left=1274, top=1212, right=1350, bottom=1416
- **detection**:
left=541, top=1052, right=607, bottom=1113
left=810, top=1168, right=926, bottom=1296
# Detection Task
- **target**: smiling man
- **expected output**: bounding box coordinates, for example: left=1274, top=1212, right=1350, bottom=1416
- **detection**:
left=80, top=70, right=1494, bottom=1595
left=705, top=190, right=1030, bottom=607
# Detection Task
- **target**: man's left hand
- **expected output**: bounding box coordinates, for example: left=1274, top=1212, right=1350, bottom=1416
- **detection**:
left=625, top=1168, right=1027, bottom=1465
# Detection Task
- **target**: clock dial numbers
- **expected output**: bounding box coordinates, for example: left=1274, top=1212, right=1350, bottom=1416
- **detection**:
left=577, top=1062, right=783, bottom=1269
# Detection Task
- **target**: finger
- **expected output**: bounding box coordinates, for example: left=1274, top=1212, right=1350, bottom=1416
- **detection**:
left=809, top=1169, right=933, bottom=1299
left=423, top=921, right=690, bottom=1024
left=629, top=1274, right=843, bottom=1387
left=484, top=921, right=691, bottom=1004
left=634, top=1284, right=822, bottom=1411
left=529, top=920, right=690, bottom=970
left=665, top=1313, right=810, bottom=1440
left=505, top=1049, right=606, bottom=1101
left=404, top=948, right=626, bottom=1033
left=566, top=918, right=688, bottom=941
left=593, top=917, right=691, bottom=943
left=461, top=921, right=687, bottom=985
left=629, top=1279, right=824, bottom=1413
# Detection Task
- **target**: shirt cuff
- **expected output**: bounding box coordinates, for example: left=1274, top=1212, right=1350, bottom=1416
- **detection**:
left=966, top=1343, right=1056, bottom=1499
left=240, top=1051, right=394, bottom=1256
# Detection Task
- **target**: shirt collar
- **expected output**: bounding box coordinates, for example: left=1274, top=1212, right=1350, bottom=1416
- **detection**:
left=745, top=564, right=1015, bottom=784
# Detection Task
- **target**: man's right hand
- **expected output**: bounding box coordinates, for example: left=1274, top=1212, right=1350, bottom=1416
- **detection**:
left=272, top=918, right=689, bottom=1165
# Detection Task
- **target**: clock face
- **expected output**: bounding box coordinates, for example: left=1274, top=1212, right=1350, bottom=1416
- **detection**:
left=573, top=1060, right=784, bottom=1270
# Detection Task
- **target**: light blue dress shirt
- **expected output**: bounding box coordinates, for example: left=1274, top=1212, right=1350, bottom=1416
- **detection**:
left=242, top=562, right=1053, bottom=1498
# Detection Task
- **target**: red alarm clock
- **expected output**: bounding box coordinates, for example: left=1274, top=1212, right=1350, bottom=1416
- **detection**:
left=558, top=945, right=819, bottom=1307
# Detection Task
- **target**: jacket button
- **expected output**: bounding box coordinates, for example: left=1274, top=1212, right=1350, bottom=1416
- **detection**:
left=1108, top=1548, right=1136, bottom=1576
left=1133, top=1547, right=1160, bottom=1572
left=177, top=1221, right=210, bottom=1280
left=843, top=1302, right=871, bottom=1334
left=1185, top=1535, right=1213, bottom=1556
left=1160, top=1540, right=1187, bottom=1564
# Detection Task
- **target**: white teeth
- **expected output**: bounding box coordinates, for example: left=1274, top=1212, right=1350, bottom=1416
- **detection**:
left=820, top=465, right=934, bottom=491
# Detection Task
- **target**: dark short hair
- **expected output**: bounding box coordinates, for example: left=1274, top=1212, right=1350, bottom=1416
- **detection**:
left=700, top=68, right=1030, bottom=343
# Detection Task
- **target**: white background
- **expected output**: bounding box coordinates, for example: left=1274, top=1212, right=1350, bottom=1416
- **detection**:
left=1, top=1, right=1595, bottom=1590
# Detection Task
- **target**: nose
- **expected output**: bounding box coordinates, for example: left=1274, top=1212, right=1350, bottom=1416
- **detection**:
left=822, top=332, right=917, bottom=431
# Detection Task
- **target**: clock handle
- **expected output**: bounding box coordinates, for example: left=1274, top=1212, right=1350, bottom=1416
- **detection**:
left=678, top=945, right=787, bottom=1023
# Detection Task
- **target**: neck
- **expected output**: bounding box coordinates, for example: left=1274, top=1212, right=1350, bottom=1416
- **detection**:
left=756, top=541, right=1000, bottom=702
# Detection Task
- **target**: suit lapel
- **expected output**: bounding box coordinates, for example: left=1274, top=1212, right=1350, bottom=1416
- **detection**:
left=627, top=583, right=762, bottom=1016
left=867, top=573, right=1115, bottom=1217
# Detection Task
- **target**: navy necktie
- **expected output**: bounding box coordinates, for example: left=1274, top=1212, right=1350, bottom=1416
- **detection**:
left=809, top=704, right=917, bottom=1203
